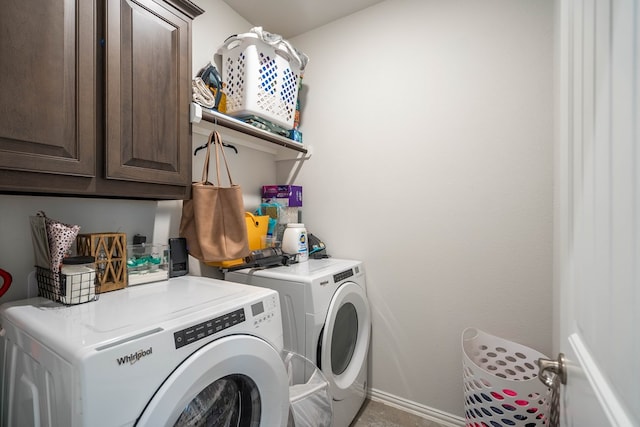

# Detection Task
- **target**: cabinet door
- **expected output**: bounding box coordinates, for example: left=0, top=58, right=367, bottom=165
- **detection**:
left=0, top=0, right=95, bottom=177
left=106, top=0, right=191, bottom=186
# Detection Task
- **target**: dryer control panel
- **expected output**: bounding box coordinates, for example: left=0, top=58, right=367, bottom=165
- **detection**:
left=334, top=267, right=356, bottom=283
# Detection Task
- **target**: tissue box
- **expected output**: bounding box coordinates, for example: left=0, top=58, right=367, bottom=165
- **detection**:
left=262, top=185, right=302, bottom=207
left=127, top=243, right=170, bottom=286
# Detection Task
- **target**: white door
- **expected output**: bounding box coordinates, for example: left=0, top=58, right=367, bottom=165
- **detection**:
left=556, top=0, right=639, bottom=425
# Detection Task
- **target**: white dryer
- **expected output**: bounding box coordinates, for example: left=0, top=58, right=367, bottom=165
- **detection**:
left=226, top=258, right=371, bottom=427
left=0, top=276, right=290, bottom=427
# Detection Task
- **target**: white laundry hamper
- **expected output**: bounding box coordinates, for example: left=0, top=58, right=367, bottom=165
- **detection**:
left=283, top=351, right=332, bottom=427
left=462, top=328, right=552, bottom=427
left=217, top=32, right=303, bottom=130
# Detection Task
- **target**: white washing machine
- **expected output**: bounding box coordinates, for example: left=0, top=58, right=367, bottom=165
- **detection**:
left=0, top=276, right=290, bottom=427
left=226, top=258, right=371, bottom=427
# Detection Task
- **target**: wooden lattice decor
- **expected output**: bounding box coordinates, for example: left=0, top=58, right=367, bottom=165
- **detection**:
left=77, top=233, right=127, bottom=293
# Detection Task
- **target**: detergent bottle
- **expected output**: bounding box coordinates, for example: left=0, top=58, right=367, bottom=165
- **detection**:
left=281, top=223, right=308, bottom=262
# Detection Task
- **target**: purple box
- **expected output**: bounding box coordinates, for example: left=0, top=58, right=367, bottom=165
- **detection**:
left=261, top=185, right=302, bottom=207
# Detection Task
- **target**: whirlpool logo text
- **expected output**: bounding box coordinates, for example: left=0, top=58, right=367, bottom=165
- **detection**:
left=116, top=347, right=153, bottom=366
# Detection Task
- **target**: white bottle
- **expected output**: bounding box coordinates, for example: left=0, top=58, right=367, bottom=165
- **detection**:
left=282, top=223, right=308, bottom=262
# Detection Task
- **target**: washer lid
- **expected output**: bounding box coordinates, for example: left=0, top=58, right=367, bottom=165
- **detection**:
left=0, top=276, right=272, bottom=353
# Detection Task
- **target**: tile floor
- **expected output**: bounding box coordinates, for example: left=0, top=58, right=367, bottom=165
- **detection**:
left=349, top=399, right=449, bottom=427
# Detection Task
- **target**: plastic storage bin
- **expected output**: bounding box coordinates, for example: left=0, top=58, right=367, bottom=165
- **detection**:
left=462, top=328, right=552, bottom=427
left=217, top=32, right=302, bottom=129
left=283, top=351, right=332, bottom=427
left=127, top=243, right=170, bottom=286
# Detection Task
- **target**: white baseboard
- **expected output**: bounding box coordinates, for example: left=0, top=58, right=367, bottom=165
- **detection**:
left=367, top=388, right=465, bottom=427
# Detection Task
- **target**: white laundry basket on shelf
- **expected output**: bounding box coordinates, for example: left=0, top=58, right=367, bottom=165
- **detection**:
left=283, top=351, right=332, bottom=427
left=462, top=328, right=552, bottom=427
left=217, top=32, right=302, bottom=129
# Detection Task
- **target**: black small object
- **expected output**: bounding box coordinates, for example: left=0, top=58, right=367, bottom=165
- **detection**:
left=225, top=252, right=292, bottom=272
left=244, top=247, right=283, bottom=264
left=308, top=234, right=328, bottom=259
left=62, top=256, right=95, bottom=265
left=193, top=140, right=238, bottom=156
left=196, top=62, right=223, bottom=110
left=169, top=237, right=189, bottom=277
left=133, top=234, right=147, bottom=245
left=133, top=234, right=147, bottom=255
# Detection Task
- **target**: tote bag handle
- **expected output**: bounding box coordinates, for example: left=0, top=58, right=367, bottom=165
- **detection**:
left=201, top=130, right=234, bottom=186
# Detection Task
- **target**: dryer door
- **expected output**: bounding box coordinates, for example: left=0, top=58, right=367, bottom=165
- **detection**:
left=319, top=281, right=371, bottom=401
left=136, top=335, right=289, bottom=427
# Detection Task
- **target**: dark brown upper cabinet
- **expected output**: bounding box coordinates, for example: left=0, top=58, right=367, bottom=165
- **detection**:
left=106, top=0, right=191, bottom=186
left=0, top=0, right=203, bottom=199
left=0, top=1, right=96, bottom=178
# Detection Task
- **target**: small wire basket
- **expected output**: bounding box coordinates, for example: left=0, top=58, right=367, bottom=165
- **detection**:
left=35, top=266, right=100, bottom=305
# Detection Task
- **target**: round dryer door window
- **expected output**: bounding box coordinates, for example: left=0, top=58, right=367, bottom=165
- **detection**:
left=331, top=302, right=359, bottom=375
left=320, top=281, right=371, bottom=401
left=137, top=335, right=289, bottom=427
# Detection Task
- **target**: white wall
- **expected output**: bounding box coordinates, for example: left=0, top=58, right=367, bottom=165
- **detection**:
left=287, top=0, right=554, bottom=418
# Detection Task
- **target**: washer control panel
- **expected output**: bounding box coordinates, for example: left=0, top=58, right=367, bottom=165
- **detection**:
left=173, top=294, right=280, bottom=349
left=250, top=293, right=279, bottom=328
left=174, top=308, right=245, bottom=349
